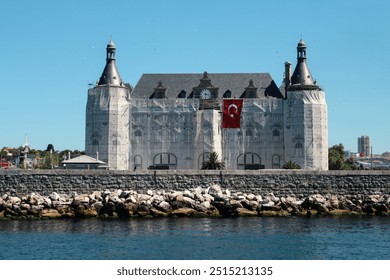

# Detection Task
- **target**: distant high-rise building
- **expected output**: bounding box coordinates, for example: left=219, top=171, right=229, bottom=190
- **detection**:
left=358, top=136, right=371, bottom=157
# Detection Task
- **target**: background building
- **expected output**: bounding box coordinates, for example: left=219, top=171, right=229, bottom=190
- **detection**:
left=86, top=40, right=328, bottom=170
left=358, top=135, right=371, bottom=157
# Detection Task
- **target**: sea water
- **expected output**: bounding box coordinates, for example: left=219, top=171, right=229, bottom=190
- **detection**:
left=0, top=216, right=389, bottom=260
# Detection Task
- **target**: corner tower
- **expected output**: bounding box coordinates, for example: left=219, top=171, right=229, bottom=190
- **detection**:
left=284, top=40, right=328, bottom=170
left=85, top=40, right=131, bottom=170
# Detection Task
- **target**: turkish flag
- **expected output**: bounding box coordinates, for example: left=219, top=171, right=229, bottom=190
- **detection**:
left=222, top=99, right=243, bottom=128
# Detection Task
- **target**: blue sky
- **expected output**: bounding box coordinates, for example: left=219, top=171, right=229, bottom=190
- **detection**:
left=1, top=0, right=389, bottom=153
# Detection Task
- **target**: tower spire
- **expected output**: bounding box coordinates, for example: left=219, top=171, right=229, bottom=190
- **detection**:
left=290, top=39, right=319, bottom=90
left=98, top=39, right=123, bottom=86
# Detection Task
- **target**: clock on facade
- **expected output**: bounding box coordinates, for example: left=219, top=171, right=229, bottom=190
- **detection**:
left=200, top=89, right=212, bottom=99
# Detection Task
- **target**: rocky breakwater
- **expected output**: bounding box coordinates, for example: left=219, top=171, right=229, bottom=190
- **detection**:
left=1, top=184, right=390, bottom=219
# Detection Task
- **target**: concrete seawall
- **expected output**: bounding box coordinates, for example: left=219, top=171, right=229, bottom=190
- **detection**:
left=1, top=169, right=390, bottom=197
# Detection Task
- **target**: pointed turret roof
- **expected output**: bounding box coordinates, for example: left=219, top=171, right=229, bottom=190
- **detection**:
left=290, top=39, right=319, bottom=90
left=98, top=40, right=123, bottom=86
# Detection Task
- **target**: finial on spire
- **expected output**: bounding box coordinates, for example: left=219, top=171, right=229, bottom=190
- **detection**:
left=23, top=133, right=29, bottom=147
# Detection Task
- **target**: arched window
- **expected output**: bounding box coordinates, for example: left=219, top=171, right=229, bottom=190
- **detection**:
left=134, top=155, right=142, bottom=170
left=295, top=142, right=304, bottom=156
left=134, top=130, right=142, bottom=141
left=154, top=130, right=161, bottom=142
left=152, top=153, right=177, bottom=169
left=237, top=152, right=262, bottom=170
left=184, top=129, right=191, bottom=142
left=203, top=129, right=212, bottom=143
left=272, top=154, right=280, bottom=169
left=272, top=129, right=280, bottom=142
left=237, top=131, right=243, bottom=142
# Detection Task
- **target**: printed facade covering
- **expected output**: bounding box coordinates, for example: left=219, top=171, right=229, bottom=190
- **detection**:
left=85, top=40, right=328, bottom=170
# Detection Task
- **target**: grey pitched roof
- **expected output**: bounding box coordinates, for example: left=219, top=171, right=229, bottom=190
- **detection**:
left=131, top=73, right=283, bottom=99
left=61, top=155, right=106, bottom=165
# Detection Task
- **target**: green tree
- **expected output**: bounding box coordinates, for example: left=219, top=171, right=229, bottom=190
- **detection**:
left=201, top=152, right=225, bottom=170
left=0, top=149, right=7, bottom=159
left=283, top=160, right=301, bottom=169
left=328, top=144, right=356, bottom=170
left=40, top=150, right=60, bottom=169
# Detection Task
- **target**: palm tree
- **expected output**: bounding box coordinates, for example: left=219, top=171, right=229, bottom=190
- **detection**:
left=201, top=152, right=225, bottom=170
left=283, top=160, right=301, bottom=169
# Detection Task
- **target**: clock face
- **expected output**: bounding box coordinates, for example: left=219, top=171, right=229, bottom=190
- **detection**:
left=200, top=89, right=211, bottom=99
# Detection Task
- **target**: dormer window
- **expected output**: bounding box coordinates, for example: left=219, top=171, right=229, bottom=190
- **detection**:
left=177, top=90, right=186, bottom=98
left=240, top=79, right=258, bottom=98
left=223, top=90, right=232, bottom=98
left=150, top=81, right=167, bottom=99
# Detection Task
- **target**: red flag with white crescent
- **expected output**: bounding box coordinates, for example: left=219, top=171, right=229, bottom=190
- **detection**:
left=222, top=99, right=243, bottom=128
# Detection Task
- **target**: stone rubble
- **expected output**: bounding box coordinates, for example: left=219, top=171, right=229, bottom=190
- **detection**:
left=0, top=184, right=390, bottom=219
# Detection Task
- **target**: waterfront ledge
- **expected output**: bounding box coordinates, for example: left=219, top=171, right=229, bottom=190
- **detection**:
left=0, top=170, right=390, bottom=218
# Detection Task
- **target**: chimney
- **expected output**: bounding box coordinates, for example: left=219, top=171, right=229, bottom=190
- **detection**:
left=284, top=61, right=292, bottom=98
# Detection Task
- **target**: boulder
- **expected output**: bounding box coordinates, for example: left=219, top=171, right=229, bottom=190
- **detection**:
left=126, top=195, right=138, bottom=204
left=150, top=207, right=169, bottom=217
left=172, top=195, right=197, bottom=209
left=20, top=203, right=31, bottom=211
left=146, top=189, right=154, bottom=196
left=150, top=195, right=165, bottom=205
left=49, top=192, right=61, bottom=201
left=254, top=195, right=263, bottom=202
left=167, top=191, right=183, bottom=201
left=193, top=186, right=203, bottom=195
left=241, top=200, right=258, bottom=211
left=193, top=192, right=205, bottom=203
left=8, top=196, right=21, bottom=205
left=83, top=207, right=98, bottom=218
left=236, top=208, right=258, bottom=217
left=72, top=194, right=90, bottom=206
left=90, top=191, right=103, bottom=201
left=265, top=193, right=278, bottom=203
left=213, top=194, right=228, bottom=203
left=156, top=201, right=172, bottom=213
left=208, top=184, right=223, bottom=196
left=312, top=194, right=326, bottom=204
left=115, top=202, right=132, bottom=218
left=100, top=201, right=116, bottom=216
left=41, top=209, right=62, bottom=218
left=136, top=204, right=150, bottom=216
left=229, top=199, right=243, bottom=208
left=183, top=189, right=195, bottom=199
left=171, top=207, right=196, bottom=217
left=137, top=194, right=152, bottom=202
left=200, top=201, right=211, bottom=210
left=329, top=195, right=339, bottom=208
left=202, top=194, right=214, bottom=202
left=43, top=197, right=52, bottom=208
